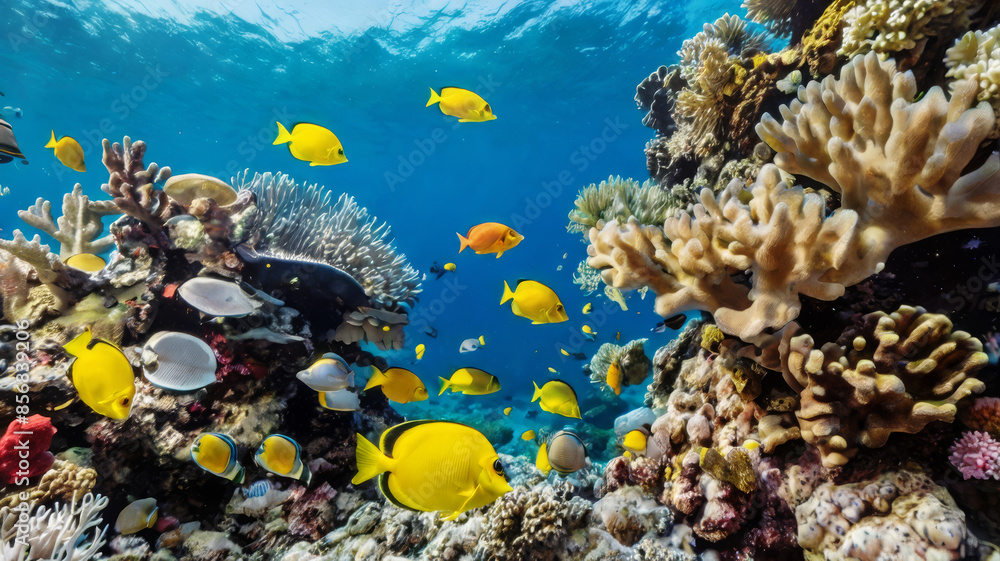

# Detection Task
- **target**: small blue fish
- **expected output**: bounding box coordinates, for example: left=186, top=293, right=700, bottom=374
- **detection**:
left=242, top=479, right=274, bottom=499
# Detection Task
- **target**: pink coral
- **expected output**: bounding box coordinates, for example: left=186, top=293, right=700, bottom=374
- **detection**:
left=949, top=431, right=1000, bottom=480
left=0, top=415, right=57, bottom=484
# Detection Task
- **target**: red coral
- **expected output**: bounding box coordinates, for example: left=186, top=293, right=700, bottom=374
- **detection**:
left=961, top=397, right=1000, bottom=435
left=204, top=330, right=253, bottom=381
left=0, top=415, right=57, bottom=484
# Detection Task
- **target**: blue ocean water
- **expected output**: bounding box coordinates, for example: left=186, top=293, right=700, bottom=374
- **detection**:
left=0, top=0, right=746, bottom=461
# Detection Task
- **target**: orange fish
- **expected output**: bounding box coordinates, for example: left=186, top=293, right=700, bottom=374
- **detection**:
left=607, top=363, right=622, bottom=396
left=457, top=223, right=523, bottom=258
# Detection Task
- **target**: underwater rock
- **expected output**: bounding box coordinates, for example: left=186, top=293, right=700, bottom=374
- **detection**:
left=593, top=485, right=672, bottom=546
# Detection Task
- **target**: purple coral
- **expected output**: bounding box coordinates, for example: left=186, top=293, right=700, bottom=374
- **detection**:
left=949, top=431, right=1000, bottom=480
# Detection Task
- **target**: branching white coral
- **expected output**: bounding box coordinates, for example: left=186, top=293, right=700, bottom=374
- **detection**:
left=945, top=23, right=1000, bottom=109
left=838, top=0, right=978, bottom=58
left=0, top=492, right=109, bottom=561
left=17, top=184, right=120, bottom=259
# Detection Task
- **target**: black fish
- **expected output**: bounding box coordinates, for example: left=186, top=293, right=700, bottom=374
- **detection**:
left=235, top=245, right=370, bottom=332
left=653, top=313, right=687, bottom=332
left=423, top=327, right=438, bottom=339
left=570, top=352, right=587, bottom=360
left=429, top=262, right=446, bottom=280
left=0, top=118, right=27, bottom=165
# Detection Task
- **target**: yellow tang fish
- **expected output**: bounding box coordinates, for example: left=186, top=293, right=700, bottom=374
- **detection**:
left=45, top=131, right=85, bottom=172
left=64, top=253, right=105, bottom=272
left=115, top=498, right=158, bottom=535
left=560, top=348, right=570, bottom=356
left=501, top=280, right=567, bottom=324
left=616, top=331, right=621, bottom=341
left=531, top=380, right=581, bottom=419
left=439, top=367, right=501, bottom=396
left=548, top=367, right=557, bottom=373
left=521, top=430, right=535, bottom=441
left=444, top=262, right=457, bottom=272
left=536, top=442, right=551, bottom=476
left=503, top=407, right=512, bottom=416
left=415, top=344, right=426, bottom=360
left=607, top=362, right=622, bottom=396
left=622, top=429, right=647, bottom=456
left=353, top=420, right=512, bottom=521
left=364, top=366, right=428, bottom=404
left=582, top=325, right=595, bottom=335
left=427, top=87, right=497, bottom=122
left=64, top=329, right=136, bottom=420
left=255, top=434, right=311, bottom=485
left=458, top=223, right=523, bottom=258
left=582, top=303, right=592, bottom=314
left=190, top=432, right=245, bottom=483
left=273, top=121, right=347, bottom=166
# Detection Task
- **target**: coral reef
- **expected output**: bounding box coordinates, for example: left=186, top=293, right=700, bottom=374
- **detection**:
left=572, top=260, right=602, bottom=294
left=838, top=0, right=978, bottom=60
left=0, top=492, right=109, bottom=561
left=17, top=184, right=120, bottom=260
left=950, top=431, right=1000, bottom=480
left=796, top=469, right=977, bottom=560
left=588, top=339, right=652, bottom=393
left=234, top=171, right=420, bottom=309
left=946, top=23, right=1000, bottom=113
left=742, top=0, right=826, bottom=40
left=591, top=53, right=1000, bottom=340
left=779, top=306, right=987, bottom=467
left=100, top=136, right=175, bottom=233
left=0, top=459, right=97, bottom=509
left=635, top=65, right=684, bottom=135
left=474, top=484, right=592, bottom=561
left=0, top=415, right=56, bottom=485
left=567, top=176, right=679, bottom=237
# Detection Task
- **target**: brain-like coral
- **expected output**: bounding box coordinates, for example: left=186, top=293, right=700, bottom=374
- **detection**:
left=796, top=469, right=975, bottom=560
left=474, top=484, right=592, bottom=561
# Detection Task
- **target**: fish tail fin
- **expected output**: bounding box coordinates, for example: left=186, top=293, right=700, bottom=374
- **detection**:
left=438, top=377, right=450, bottom=396
left=426, top=88, right=441, bottom=107
left=351, top=433, right=388, bottom=485
left=457, top=232, right=469, bottom=253
left=63, top=329, right=93, bottom=357
left=45, top=131, right=57, bottom=149
left=273, top=122, right=293, bottom=145
left=363, top=367, right=385, bottom=391
left=501, top=281, right=514, bottom=305
left=531, top=381, right=541, bottom=403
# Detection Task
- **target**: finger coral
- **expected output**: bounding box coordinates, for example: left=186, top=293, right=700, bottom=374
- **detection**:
left=591, top=53, right=1000, bottom=341
left=100, top=136, right=175, bottom=233
left=781, top=306, right=987, bottom=467
left=0, top=491, right=109, bottom=561
left=235, top=171, right=420, bottom=309
left=0, top=459, right=97, bottom=509
left=17, top=184, right=120, bottom=260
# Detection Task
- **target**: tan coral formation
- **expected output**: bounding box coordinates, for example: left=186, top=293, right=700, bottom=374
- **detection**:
left=945, top=23, right=1000, bottom=112
left=780, top=306, right=986, bottom=467
left=0, top=459, right=97, bottom=509
left=589, top=53, right=1000, bottom=341
left=17, top=184, right=120, bottom=259
left=838, top=0, right=978, bottom=59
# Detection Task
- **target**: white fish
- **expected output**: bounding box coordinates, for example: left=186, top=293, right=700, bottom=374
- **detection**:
left=319, top=388, right=360, bottom=411
left=459, top=336, right=485, bottom=353
left=296, top=353, right=354, bottom=392
left=142, top=332, right=217, bottom=392
left=177, top=277, right=263, bottom=317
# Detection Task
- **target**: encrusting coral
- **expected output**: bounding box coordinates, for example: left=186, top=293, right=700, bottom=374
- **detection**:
left=474, top=484, right=592, bottom=561
left=234, top=171, right=420, bottom=309
left=778, top=306, right=987, bottom=467
left=0, top=459, right=97, bottom=509
left=589, top=53, right=1000, bottom=340
left=17, top=184, right=120, bottom=260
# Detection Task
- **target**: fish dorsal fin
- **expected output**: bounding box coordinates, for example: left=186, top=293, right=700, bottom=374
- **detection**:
left=380, top=419, right=449, bottom=455
left=516, top=278, right=528, bottom=285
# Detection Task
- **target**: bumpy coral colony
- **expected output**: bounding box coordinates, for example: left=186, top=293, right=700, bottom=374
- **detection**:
left=4, top=2, right=1000, bottom=560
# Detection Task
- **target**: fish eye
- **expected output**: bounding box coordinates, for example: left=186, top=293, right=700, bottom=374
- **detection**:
left=485, top=104, right=492, bottom=113
left=120, top=397, right=130, bottom=406
left=493, top=459, right=504, bottom=474
left=338, top=148, right=344, bottom=155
